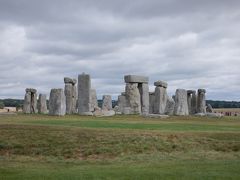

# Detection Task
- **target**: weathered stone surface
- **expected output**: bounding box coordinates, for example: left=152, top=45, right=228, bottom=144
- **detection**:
left=37, top=94, right=47, bottom=114
left=113, top=105, right=121, bottom=114
left=164, top=96, right=175, bottom=115
left=187, top=91, right=192, bottom=114
left=149, top=92, right=155, bottom=114
left=90, top=89, right=98, bottom=112
left=65, top=83, right=73, bottom=114
left=72, top=85, right=77, bottom=113
left=23, top=88, right=37, bottom=114
left=123, top=107, right=132, bottom=115
left=124, top=75, right=149, bottom=83
left=102, top=95, right=112, bottom=111
left=23, top=92, right=31, bottom=114
left=64, top=77, right=77, bottom=85
left=26, top=88, right=37, bottom=93
left=78, top=73, right=91, bottom=114
left=206, top=112, right=223, bottom=118
left=197, top=89, right=206, bottom=113
left=64, top=77, right=77, bottom=114
left=191, top=90, right=197, bottom=114
left=173, top=89, right=189, bottom=116
left=153, top=86, right=167, bottom=114
left=206, top=104, right=213, bottom=113
left=94, top=110, right=115, bottom=117
left=80, top=112, right=93, bottom=116
left=195, top=113, right=223, bottom=118
left=125, top=83, right=141, bottom=114
left=154, top=81, right=168, bottom=88
left=118, top=95, right=127, bottom=113
left=143, top=114, right=169, bottom=118
left=49, top=89, right=66, bottom=116
left=139, top=83, right=149, bottom=115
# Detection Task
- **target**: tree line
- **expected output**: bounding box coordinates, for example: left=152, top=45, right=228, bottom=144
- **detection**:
left=0, top=99, right=239, bottom=109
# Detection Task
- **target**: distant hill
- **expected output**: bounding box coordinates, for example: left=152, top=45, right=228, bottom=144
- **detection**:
left=0, top=99, right=239, bottom=109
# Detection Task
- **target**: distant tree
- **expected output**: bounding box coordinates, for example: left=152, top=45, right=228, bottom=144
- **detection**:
left=0, top=101, right=5, bottom=109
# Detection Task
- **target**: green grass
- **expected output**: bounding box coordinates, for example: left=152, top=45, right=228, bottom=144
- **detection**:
left=0, top=114, right=240, bottom=179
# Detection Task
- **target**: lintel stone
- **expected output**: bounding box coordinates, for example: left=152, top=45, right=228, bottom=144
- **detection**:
left=124, top=75, right=149, bottom=83
left=154, top=81, right=168, bottom=88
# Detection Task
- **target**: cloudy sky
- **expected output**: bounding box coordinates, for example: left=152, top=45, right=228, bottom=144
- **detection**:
left=0, top=0, right=239, bottom=100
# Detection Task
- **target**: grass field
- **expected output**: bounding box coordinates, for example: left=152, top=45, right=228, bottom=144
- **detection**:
left=0, top=114, right=240, bottom=179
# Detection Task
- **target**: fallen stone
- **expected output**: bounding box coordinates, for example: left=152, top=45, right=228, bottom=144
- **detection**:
left=143, top=114, right=169, bottom=118
left=206, top=104, right=213, bottom=113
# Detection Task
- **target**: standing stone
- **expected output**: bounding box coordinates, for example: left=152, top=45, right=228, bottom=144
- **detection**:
left=187, top=90, right=195, bottom=115
left=191, top=90, right=197, bottom=114
left=139, top=83, right=149, bottom=115
left=149, top=92, right=155, bottom=114
left=49, top=89, right=66, bottom=116
left=125, top=83, right=141, bottom=114
left=72, top=80, right=77, bottom=113
left=174, top=89, right=189, bottom=116
left=90, top=89, right=98, bottom=111
left=102, top=95, right=112, bottom=111
left=78, top=73, right=91, bottom=114
left=23, top=88, right=37, bottom=114
left=164, top=96, right=175, bottom=115
left=197, top=89, right=206, bottom=113
left=37, top=94, right=47, bottom=114
left=23, top=91, right=31, bottom=114
left=153, top=81, right=168, bottom=114
left=64, top=77, right=77, bottom=114
left=118, top=94, right=127, bottom=114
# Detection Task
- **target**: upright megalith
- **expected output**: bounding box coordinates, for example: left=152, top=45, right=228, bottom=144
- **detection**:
left=125, top=83, right=141, bottom=114
left=78, top=73, right=91, bottom=114
left=23, top=88, right=37, bottom=114
left=64, top=77, right=77, bottom=114
left=164, top=96, right=175, bottom=115
left=102, top=95, right=112, bottom=110
left=37, top=94, right=47, bottom=114
left=139, top=83, right=149, bottom=115
left=118, top=93, right=128, bottom=114
left=49, top=88, right=66, bottom=116
left=174, top=89, right=189, bottom=116
left=90, top=89, right=98, bottom=111
left=153, top=81, right=168, bottom=114
left=191, top=90, right=197, bottom=114
left=197, top=89, right=206, bottom=113
left=124, top=75, right=149, bottom=115
left=149, top=92, right=155, bottom=114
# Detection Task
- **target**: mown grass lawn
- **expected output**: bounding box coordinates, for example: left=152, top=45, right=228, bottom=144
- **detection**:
left=0, top=114, right=240, bottom=179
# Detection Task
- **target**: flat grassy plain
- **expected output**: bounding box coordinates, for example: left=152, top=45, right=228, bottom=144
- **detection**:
left=0, top=114, right=240, bottom=179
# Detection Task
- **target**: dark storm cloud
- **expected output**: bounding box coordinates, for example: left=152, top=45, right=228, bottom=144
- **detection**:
left=0, top=0, right=239, bottom=100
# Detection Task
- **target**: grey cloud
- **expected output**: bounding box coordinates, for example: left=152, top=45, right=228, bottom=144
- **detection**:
left=0, top=0, right=239, bottom=100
